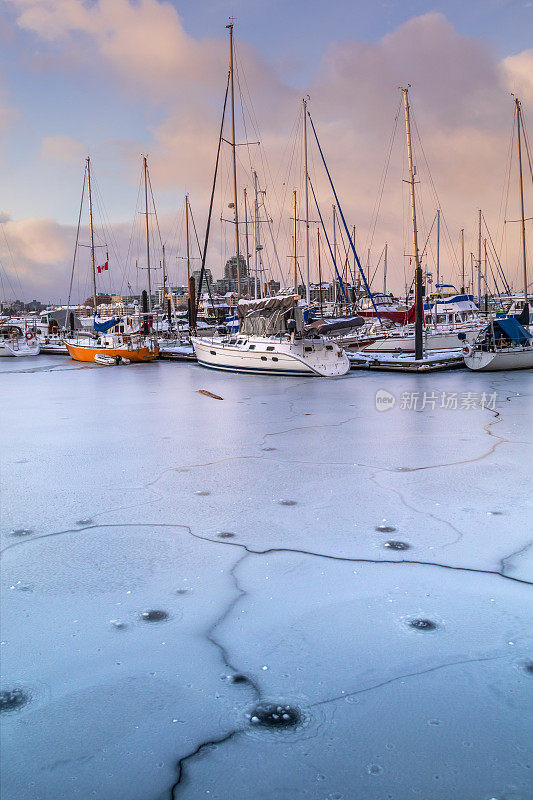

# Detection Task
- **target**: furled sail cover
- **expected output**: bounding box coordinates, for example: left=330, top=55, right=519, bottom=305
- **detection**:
left=493, top=317, right=532, bottom=343
left=306, top=316, right=365, bottom=334
left=94, top=315, right=121, bottom=333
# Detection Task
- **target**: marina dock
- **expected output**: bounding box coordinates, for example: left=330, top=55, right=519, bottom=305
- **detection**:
left=348, top=350, right=465, bottom=372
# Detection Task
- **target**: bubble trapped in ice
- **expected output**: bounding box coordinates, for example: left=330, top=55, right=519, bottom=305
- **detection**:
left=229, top=674, right=250, bottom=685
left=0, top=688, right=30, bottom=713
left=247, top=703, right=301, bottom=728
left=384, top=540, right=410, bottom=550
left=407, top=617, right=439, bottom=631
left=375, top=524, right=396, bottom=532
left=140, top=610, right=169, bottom=623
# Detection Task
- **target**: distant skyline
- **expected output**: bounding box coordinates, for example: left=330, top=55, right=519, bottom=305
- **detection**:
left=0, top=0, right=532, bottom=302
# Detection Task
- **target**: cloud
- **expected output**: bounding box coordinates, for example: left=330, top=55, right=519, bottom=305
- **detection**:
left=1, top=216, right=73, bottom=300
left=7, top=0, right=225, bottom=103
left=41, top=134, right=86, bottom=163
left=501, top=49, right=533, bottom=103
left=0, top=76, right=19, bottom=134
left=3, top=4, right=531, bottom=299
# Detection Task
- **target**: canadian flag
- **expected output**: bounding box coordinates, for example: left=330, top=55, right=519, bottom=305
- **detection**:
left=97, top=261, right=109, bottom=273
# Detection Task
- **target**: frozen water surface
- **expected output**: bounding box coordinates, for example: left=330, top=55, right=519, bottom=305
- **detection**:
left=1, top=355, right=532, bottom=799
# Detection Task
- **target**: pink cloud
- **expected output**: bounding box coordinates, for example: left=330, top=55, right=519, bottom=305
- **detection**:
left=3, top=4, right=532, bottom=299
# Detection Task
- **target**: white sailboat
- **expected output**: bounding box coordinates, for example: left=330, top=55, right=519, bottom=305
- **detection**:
left=193, top=295, right=349, bottom=376
left=0, top=324, right=40, bottom=357
left=464, top=316, right=533, bottom=370
left=191, top=25, right=349, bottom=378
left=466, top=98, right=532, bottom=372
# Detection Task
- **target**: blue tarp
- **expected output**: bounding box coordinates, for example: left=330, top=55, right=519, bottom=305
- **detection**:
left=94, top=315, right=121, bottom=333
left=493, top=317, right=532, bottom=343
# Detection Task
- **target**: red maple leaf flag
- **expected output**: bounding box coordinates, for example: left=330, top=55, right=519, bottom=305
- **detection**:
left=97, top=261, right=109, bottom=273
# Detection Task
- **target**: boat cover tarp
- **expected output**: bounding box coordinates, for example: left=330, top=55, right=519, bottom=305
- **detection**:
left=494, top=317, right=532, bottom=343
left=237, top=295, right=297, bottom=316
left=94, top=315, right=121, bottom=333
left=306, top=316, right=365, bottom=334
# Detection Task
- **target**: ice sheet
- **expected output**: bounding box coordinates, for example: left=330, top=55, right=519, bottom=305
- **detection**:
left=1, top=356, right=532, bottom=799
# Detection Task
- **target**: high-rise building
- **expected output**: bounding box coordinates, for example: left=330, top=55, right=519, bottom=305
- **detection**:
left=224, top=255, right=248, bottom=293
left=192, top=268, right=213, bottom=295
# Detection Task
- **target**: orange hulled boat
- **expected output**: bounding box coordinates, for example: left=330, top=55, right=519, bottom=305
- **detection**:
left=64, top=332, right=158, bottom=363
left=64, top=156, right=159, bottom=365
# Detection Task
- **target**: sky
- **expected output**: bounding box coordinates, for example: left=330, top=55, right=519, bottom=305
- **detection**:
left=0, top=0, right=532, bottom=303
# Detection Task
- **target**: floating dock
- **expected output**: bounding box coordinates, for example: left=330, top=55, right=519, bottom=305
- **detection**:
left=39, top=343, right=69, bottom=355
left=347, top=350, right=465, bottom=372
left=158, top=344, right=197, bottom=362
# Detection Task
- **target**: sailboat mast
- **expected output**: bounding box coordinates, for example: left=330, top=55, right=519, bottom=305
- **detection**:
left=484, top=237, right=488, bottom=307
left=302, top=98, right=310, bottom=306
left=244, top=187, right=251, bottom=297
left=515, top=98, right=528, bottom=303
left=162, top=243, right=167, bottom=313
left=185, top=194, right=191, bottom=283
left=317, top=227, right=323, bottom=318
left=143, top=156, right=152, bottom=312
left=383, top=242, right=388, bottom=295
left=332, top=205, right=337, bottom=307
left=227, top=23, right=241, bottom=298
left=253, top=170, right=262, bottom=298
left=436, top=209, right=440, bottom=289
left=461, top=228, right=465, bottom=293
left=293, top=190, right=298, bottom=292
left=402, top=88, right=424, bottom=360
left=477, top=209, right=482, bottom=305
left=86, top=157, right=97, bottom=314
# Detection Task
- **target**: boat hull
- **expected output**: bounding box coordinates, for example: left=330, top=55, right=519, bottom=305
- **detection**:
left=464, top=347, right=533, bottom=371
left=192, top=337, right=350, bottom=377
left=65, top=342, right=158, bottom=363
left=362, top=327, right=481, bottom=353
left=0, top=339, right=40, bottom=357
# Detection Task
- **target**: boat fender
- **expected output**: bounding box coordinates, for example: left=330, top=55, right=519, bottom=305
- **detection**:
left=25, top=331, right=34, bottom=341
left=462, top=344, right=472, bottom=356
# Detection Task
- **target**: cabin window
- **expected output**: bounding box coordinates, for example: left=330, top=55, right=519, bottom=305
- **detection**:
left=266, top=346, right=275, bottom=351
left=326, top=345, right=333, bottom=351
left=229, top=338, right=237, bottom=344
left=261, top=356, right=267, bottom=361
left=237, top=339, right=243, bottom=344
left=210, top=350, right=216, bottom=355
left=272, top=357, right=278, bottom=362
left=249, top=345, right=255, bottom=350
left=304, top=346, right=312, bottom=352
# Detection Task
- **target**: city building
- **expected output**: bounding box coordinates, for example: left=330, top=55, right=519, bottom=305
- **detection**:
left=224, top=255, right=248, bottom=293
left=192, top=268, right=213, bottom=295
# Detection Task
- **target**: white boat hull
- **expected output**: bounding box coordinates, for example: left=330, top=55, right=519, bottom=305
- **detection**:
left=192, top=336, right=350, bottom=377
left=0, top=338, right=40, bottom=357
left=362, top=327, right=481, bottom=353
left=465, top=347, right=533, bottom=371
